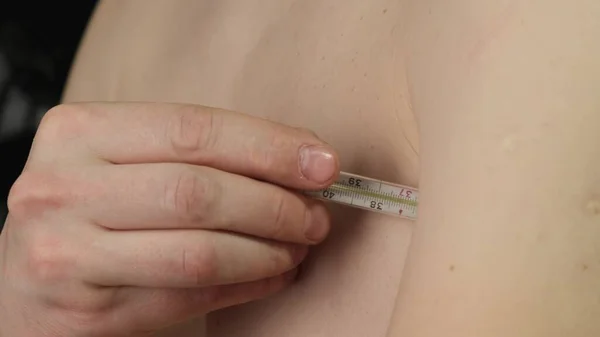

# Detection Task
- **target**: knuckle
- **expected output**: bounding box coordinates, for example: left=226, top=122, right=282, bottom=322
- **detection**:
left=7, top=171, right=70, bottom=220
left=164, top=168, right=217, bottom=222
left=179, top=245, right=217, bottom=286
left=24, top=233, right=73, bottom=284
left=268, top=193, right=288, bottom=239
left=168, top=105, right=221, bottom=157
left=247, top=128, right=282, bottom=172
left=36, top=103, right=91, bottom=142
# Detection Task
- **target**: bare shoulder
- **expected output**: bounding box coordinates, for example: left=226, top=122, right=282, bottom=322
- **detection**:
left=387, top=1, right=600, bottom=336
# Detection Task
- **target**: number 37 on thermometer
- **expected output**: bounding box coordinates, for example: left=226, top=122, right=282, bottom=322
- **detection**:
left=304, top=172, right=419, bottom=220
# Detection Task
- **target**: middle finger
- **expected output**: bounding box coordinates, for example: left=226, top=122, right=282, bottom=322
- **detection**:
left=77, top=163, right=331, bottom=245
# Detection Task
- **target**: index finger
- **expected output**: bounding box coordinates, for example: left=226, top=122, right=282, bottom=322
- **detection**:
left=40, top=102, right=340, bottom=189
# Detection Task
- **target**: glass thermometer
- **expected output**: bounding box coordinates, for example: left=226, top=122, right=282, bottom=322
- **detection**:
left=304, top=171, right=419, bottom=220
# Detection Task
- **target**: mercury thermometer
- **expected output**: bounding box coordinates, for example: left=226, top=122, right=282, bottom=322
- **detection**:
left=304, top=171, right=419, bottom=220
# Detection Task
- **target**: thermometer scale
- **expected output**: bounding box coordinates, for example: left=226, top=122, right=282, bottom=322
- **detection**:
left=304, top=171, right=418, bottom=220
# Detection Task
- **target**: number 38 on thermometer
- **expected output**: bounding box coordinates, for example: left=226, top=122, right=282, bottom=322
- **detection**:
left=304, top=172, right=419, bottom=220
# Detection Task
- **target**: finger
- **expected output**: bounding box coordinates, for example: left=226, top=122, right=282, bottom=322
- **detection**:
left=112, top=269, right=297, bottom=333
left=82, top=229, right=307, bottom=288
left=41, top=102, right=339, bottom=189
left=80, top=163, right=331, bottom=244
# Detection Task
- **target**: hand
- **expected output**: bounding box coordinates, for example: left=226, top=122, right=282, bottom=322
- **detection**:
left=0, top=102, right=339, bottom=337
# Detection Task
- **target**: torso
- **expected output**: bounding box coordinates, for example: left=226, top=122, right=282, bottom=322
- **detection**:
left=63, top=1, right=418, bottom=336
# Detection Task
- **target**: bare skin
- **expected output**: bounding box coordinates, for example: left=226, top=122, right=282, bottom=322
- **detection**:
left=387, top=1, right=600, bottom=336
left=63, top=1, right=417, bottom=336
left=52, top=0, right=600, bottom=336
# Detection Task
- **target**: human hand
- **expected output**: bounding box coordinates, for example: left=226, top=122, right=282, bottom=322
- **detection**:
left=0, top=102, right=338, bottom=336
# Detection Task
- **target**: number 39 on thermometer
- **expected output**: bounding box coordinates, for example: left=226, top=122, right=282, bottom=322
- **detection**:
left=304, top=172, right=419, bottom=220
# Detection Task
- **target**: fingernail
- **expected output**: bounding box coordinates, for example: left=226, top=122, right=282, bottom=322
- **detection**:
left=299, top=145, right=337, bottom=184
left=304, top=205, right=330, bottom=243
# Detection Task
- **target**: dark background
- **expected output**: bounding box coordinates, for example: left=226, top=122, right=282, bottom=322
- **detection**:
left=0, top=1, right=98, bottom=227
